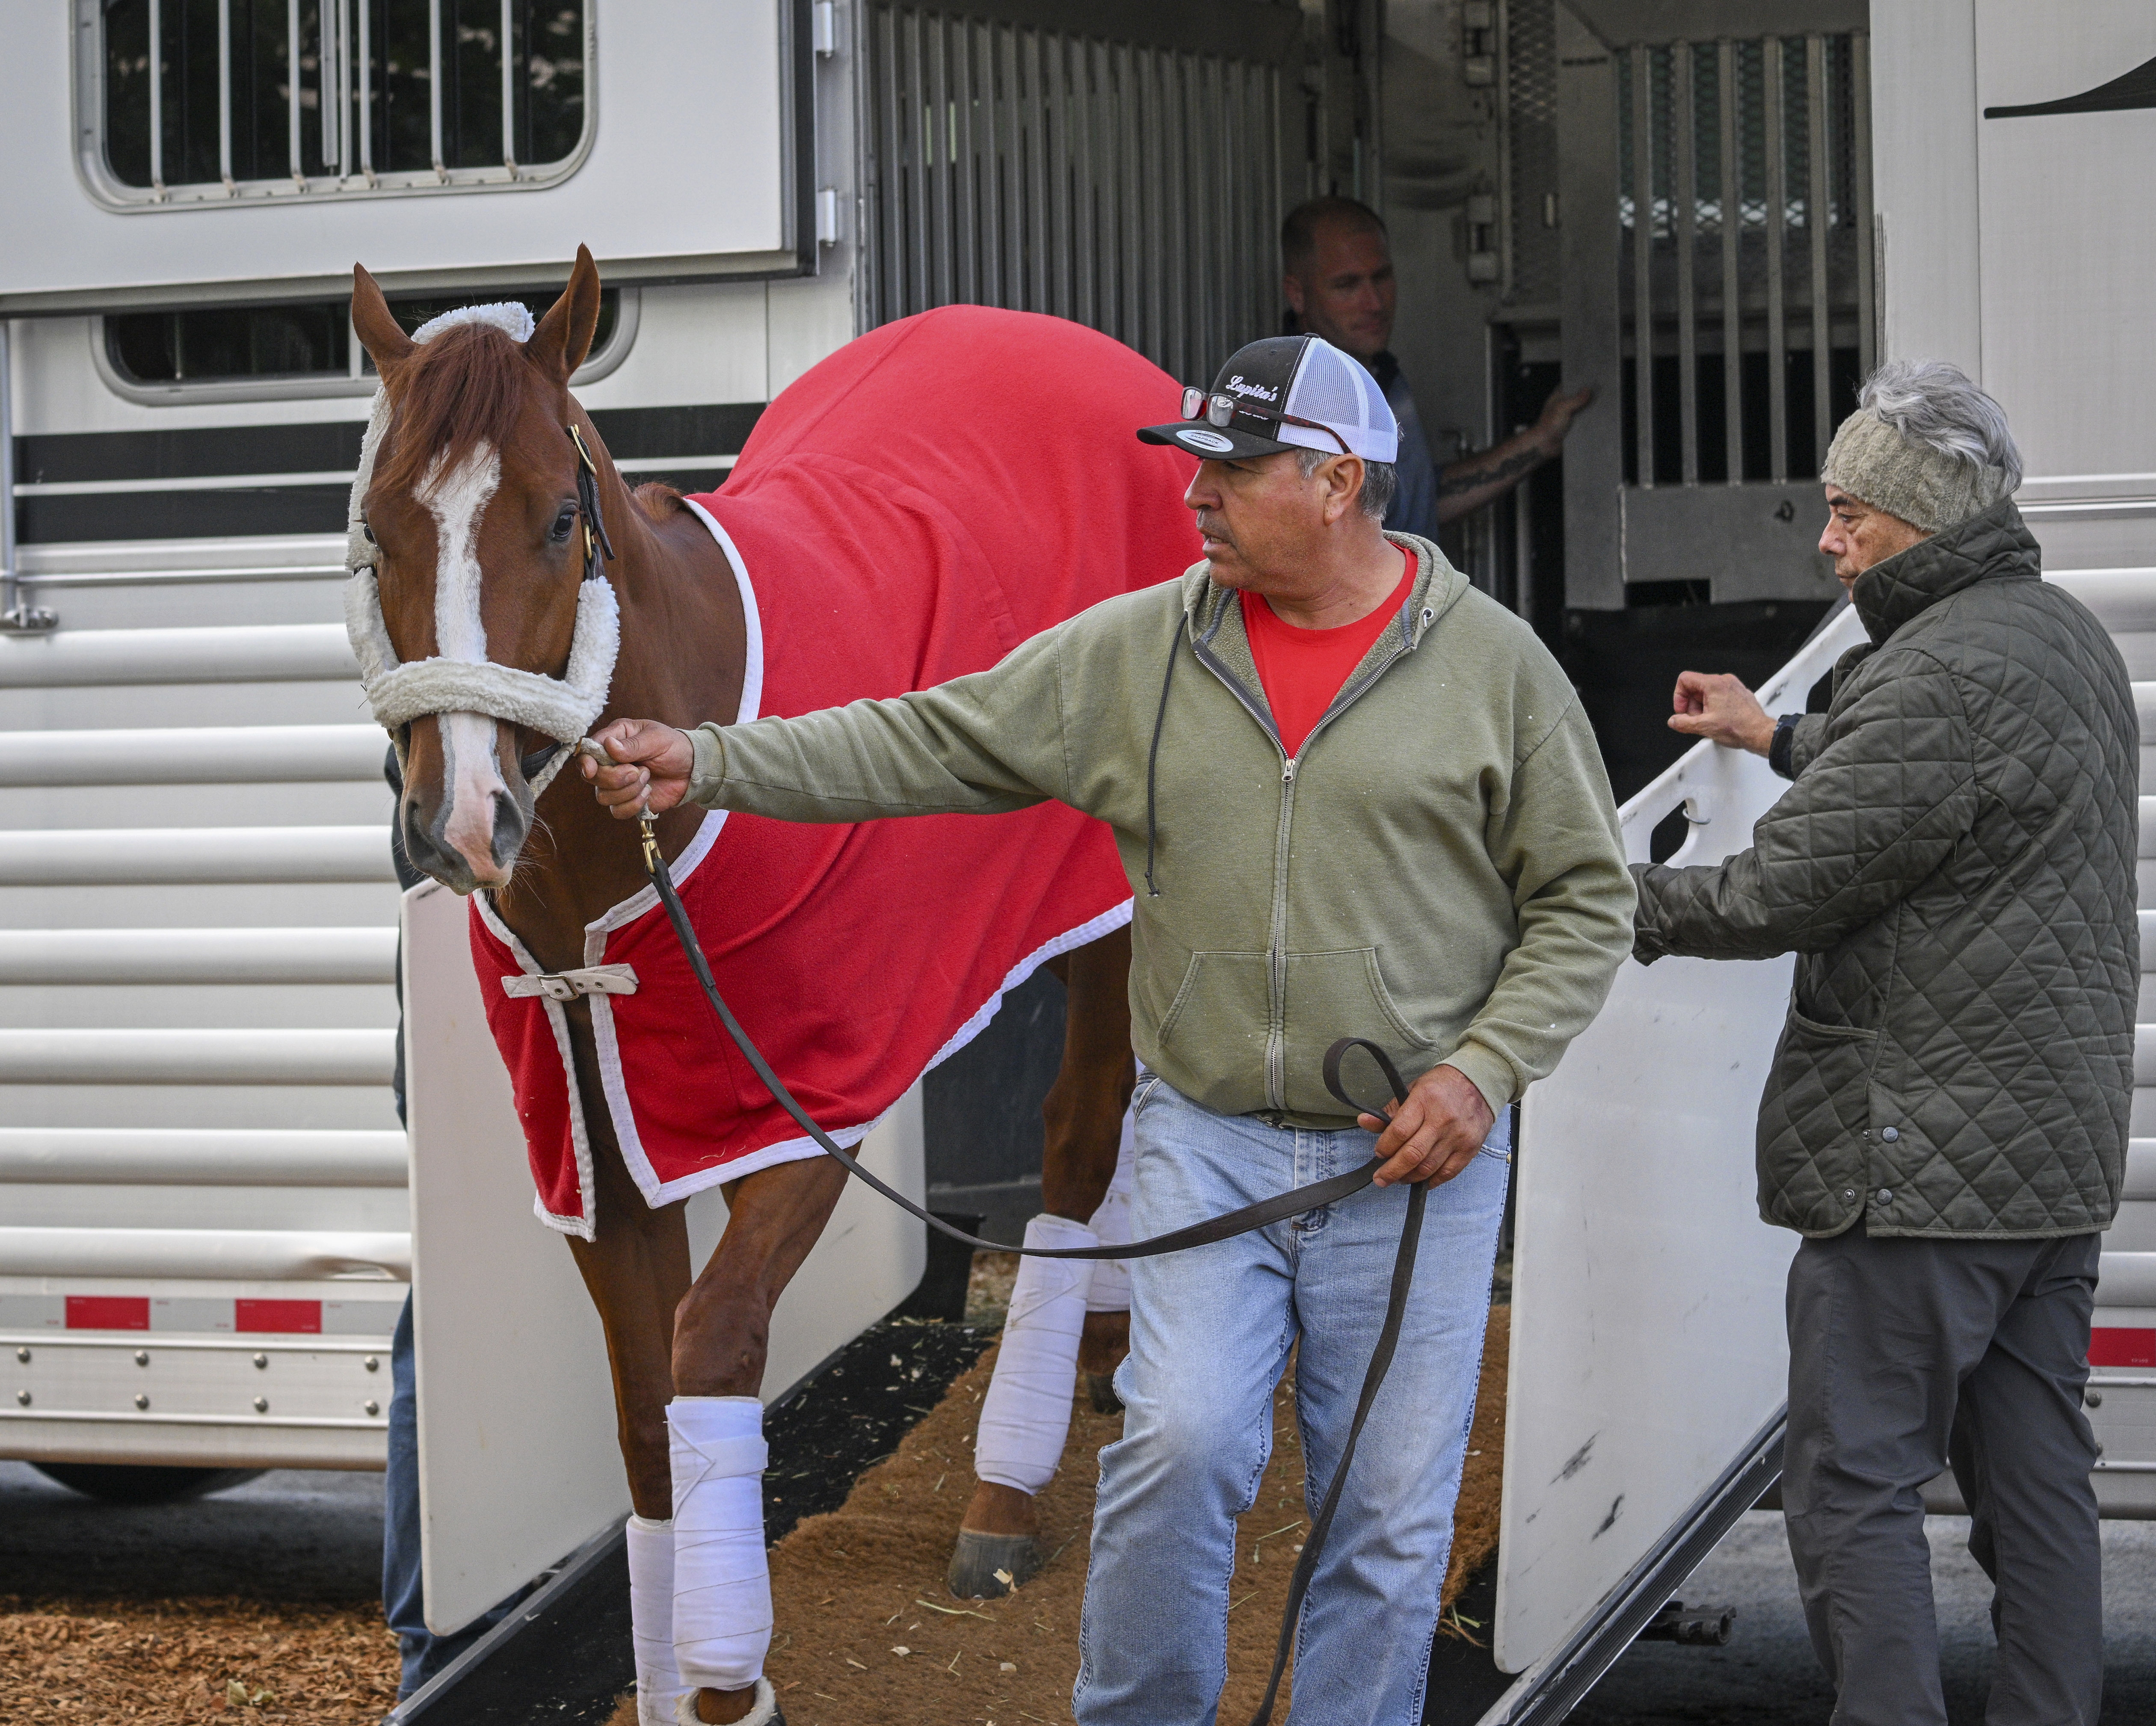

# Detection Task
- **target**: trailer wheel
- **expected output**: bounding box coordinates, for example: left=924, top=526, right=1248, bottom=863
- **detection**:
left=30, top=1463, right=267, bottom=1504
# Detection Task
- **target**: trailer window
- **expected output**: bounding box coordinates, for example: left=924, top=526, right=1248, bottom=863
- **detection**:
left=104, top=287, right=622, bottom=387
left=88, top=0, right=591, bottom=208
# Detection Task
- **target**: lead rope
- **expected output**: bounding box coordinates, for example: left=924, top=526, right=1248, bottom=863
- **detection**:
left=627, top=805, right=1424, bottom=1725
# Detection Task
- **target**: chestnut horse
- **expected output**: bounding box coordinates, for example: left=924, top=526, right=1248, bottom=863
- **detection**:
left=352, top=252, right=1152, bottom=1725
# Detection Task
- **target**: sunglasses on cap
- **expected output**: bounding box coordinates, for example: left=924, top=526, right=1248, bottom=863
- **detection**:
left=1180, top=387, right=1351, bottom=456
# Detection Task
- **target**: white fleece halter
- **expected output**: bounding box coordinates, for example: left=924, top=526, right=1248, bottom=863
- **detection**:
left=344, top=301, right=620, bottom=795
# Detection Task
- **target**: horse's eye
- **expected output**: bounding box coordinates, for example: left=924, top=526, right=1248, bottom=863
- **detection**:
left=360, top=516, right=377, bottom=545
left=550, top=504, right=579, bottom=545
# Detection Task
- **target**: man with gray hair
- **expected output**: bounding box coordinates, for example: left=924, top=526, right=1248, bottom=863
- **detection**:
left=1632, top=360, right=2134, bottom=1724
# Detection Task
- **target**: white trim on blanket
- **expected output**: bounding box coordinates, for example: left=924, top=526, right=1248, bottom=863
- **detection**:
left=570, top=507, right=766, bottom=1224
left=923, top=899, right=1134, bottom=1073
left=585, top=811, right=719, bottom=1209
left=680, top=497, right=767, bottom=729
left=629, top=894, right=1140, bottom=1214
left=472, top=891, right=600, bottom=1240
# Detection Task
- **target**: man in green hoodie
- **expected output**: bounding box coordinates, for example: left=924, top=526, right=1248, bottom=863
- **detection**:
left=584, top=333, right=1634, bottom=1724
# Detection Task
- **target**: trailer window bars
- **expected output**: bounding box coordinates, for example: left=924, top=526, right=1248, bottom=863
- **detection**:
left=80, top=0, right=594, bottom=210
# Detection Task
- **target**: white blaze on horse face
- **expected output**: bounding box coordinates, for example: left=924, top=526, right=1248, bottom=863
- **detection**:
left=420, top=445, right=513, bottom=879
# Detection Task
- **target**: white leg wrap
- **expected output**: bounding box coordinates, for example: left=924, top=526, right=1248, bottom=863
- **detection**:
left=975, top=1213, right=1097, bottom=1494
left=1083, top=1109, right=1139, bottom=1314
left=668, top=1396, right=773, bottom=1696
left=626, top=1515, right=694, bottom=1725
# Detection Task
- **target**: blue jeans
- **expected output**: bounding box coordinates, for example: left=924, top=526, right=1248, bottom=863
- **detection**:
left=383, top=1296, right=515, bottom=1700
left=1074, top=1077, right=1510, bottom=1726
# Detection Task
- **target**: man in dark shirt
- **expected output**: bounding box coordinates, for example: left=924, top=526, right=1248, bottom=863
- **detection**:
left=1282, top=195, right=1592, bottom=540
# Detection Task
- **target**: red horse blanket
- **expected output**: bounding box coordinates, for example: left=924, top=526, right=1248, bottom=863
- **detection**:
left=472, top=308, right=1199, bottom=1235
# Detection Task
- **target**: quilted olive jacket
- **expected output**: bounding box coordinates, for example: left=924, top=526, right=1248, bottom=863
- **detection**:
left=1633, top=499, right=2137, bottom=1238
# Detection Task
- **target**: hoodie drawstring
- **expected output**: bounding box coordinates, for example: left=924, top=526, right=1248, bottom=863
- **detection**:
left=1143, top=615, right=1184, bottom=897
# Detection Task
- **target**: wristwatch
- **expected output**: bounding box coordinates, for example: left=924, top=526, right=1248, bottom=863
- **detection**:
left=1768, top=712, right=1803, bottom=780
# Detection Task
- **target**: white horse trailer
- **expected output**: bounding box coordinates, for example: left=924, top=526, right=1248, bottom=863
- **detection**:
left=0, top=0, right=856, bottom=1496
left=0, top=0, right=1303, bottom=1635
left=4, top=0, right=2151, bottom=1712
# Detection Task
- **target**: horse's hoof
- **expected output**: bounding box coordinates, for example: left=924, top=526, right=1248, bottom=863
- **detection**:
left=1085, top=1371, right=1123, bottom=1414
left=672, top=1677, right=781, bottom=1725
left=947, top=1528, right=1041, bottom=1599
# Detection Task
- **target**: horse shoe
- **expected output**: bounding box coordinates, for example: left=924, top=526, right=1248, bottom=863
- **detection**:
left=945, top=1528, right=1043, bottom=1602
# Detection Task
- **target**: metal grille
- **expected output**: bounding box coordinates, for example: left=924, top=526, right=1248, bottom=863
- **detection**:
left=1616, top=31, right=1873, bottom=486
left=1502, top=0, right=1560, bottom=307
left=87, top=0, right=590, bottom=208
left=861, top=4, right=1287, bottom=386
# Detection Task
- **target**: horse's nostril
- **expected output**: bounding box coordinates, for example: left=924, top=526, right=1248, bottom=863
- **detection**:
left=491, top=792, right=526, bottom=866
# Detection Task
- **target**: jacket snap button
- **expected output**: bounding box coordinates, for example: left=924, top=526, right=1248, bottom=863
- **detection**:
left=1842, top=1189, right=1857, bottom=1202
left=1876, top=1188, right=1893, bottom=1203
left=1881, top=1126, right=1900, bottom=1142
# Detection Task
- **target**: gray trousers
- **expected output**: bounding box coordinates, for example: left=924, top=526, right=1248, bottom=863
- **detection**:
left=1782, top=1227, right=2103, bottom=1726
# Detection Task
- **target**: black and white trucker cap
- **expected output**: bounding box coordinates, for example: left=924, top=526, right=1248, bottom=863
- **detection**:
left=1138, top=335, right=1400, bottom=465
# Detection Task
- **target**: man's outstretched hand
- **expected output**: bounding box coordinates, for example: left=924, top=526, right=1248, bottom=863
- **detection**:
left=1361, top=1063, right=1497, bottom=1188
left=1531, top=383, right=1596, bottom=457
left=1667, top=671, right=1776, bottom=755
left=580, top=717, right=696, bottom=819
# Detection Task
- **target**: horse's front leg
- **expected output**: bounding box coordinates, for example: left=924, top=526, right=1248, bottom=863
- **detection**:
left=664, top=1156, right=850, bottom=1726
left=951, top=927, right=1135, bottom=1597
left=561, top=1122, right=696, bottom=1726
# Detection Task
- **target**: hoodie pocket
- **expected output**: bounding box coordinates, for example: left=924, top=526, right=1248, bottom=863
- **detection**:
left=1281, top=948, right=1437, bottom=1116
left=1154, top=950, right=1272, bottom=1068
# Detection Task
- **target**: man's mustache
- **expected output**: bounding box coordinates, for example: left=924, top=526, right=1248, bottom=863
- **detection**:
left=1196, top=511, right=1237, bottom=550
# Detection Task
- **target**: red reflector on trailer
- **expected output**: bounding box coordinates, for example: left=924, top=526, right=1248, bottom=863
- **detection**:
left=234, top=1299, right=322, bottom=1335
left=65, top=1296, right=150, bottom=1331
left=2091, top=1327, right=2156, bottom=1368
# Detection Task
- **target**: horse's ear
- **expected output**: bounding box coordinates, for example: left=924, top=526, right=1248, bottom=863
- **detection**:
left=527, top=246, right=603, bottom=386
left=352, top=265, right=414, bottom=373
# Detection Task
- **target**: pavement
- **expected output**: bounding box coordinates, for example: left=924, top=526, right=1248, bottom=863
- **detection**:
left=0, top=1459, right=385, bottom=1603
left=6, top=1460, right=2153, bottom=1723
left=1573, top=1509, right=2156, bottom=1726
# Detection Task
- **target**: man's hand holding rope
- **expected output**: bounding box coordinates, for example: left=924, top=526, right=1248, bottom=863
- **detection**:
left=580, top=717, right=696, bottom=817
left=1360, top=1063, right=1495, bottom=1187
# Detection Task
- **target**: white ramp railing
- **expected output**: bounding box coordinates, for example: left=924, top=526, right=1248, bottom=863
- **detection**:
left=1494, top=603, right=1867, bottom=1679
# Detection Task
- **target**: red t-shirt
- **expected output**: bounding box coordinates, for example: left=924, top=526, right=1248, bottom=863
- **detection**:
left=1240, top=552, right=1417, bottom=756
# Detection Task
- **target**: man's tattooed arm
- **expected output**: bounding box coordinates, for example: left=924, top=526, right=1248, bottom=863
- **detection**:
left=1439, top=444, right=1544, bottom=497
left=1431, top=383, right=1595, bottom=525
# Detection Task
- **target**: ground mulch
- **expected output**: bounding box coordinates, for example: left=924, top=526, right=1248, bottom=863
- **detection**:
left=0, top=1596, right=400, bottom=1722
left=659, top=1303, right=1509, bottom=1726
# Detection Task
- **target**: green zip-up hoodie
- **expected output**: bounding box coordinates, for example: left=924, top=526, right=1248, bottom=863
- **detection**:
left=687, top=534, right=1635, bottom=1127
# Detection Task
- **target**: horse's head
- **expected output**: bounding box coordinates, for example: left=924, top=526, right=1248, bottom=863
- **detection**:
left=349, top=248, right=613, bottom=894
